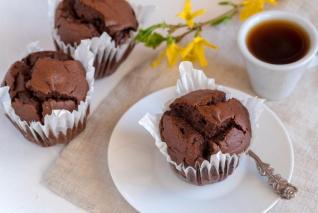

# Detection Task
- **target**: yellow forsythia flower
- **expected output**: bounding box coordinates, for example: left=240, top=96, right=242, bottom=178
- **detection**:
left=151, top=51, right=165, bottom=68
left=152, top=41, right=182, bottom=68
left=178, top=0, right=206, bottom=28
left=240, top=0, right=277, bottom=21
left=166, top=42, right=181, bottom=66
left=182, top=36, right=218, bottom=67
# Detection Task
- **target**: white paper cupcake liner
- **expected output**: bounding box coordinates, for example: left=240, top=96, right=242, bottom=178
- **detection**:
left=139, top=61, right=264, bottom=185
left=48, top=0, right=153, bottom=78
left=0, top=41, right=95, bottom=146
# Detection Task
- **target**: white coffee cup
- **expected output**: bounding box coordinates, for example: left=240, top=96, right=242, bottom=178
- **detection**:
left=238, top=11, right=318, bottom=100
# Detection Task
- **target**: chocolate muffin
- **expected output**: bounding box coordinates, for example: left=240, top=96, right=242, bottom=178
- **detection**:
left=53, top=0, right=139, bottom=78
left=2, top=51, right=89, bottom=146
left=160, top=89, right=251, bottom=184
left=55, top=0, right=138, bottom=46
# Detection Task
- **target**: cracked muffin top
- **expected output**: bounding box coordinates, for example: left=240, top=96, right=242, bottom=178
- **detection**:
left=55, top=0, right=138, bottom=46
left=160, top=89, right=251, bottom=167
left=2, top=51, right=88, bottom=123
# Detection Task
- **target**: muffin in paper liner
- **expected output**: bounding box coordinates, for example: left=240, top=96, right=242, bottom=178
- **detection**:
left=0, top=41, right=95, bottom=147
left=48, top=0, right=152, bottom=79
left=139, top=61, right=264, bottom=186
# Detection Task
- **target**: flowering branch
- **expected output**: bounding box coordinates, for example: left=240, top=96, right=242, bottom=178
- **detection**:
left=135, top=0, right=278, bottom=68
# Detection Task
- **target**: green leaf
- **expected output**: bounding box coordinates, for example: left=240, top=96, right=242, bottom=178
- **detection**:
left=166, top=36, right=176, bottom=45
left=144, top=33, right=166, bottom=48
left=134, top=23, right=167, bottom=44
left=134, top=28, right=166, bottom=49
left=134, top=29, right=153, bottom=43
left=218, top=1, right=231, bottom=5
left=218, top=1, right=238, bottom=8
left=211, top=15, right=232, bottom=26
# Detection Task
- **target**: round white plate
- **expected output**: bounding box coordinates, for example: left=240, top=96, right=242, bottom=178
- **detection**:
left=108, top=86, right=294, bottom=213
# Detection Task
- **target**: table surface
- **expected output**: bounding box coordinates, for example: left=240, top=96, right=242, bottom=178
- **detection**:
left=0, top=0, right=235, bottom=212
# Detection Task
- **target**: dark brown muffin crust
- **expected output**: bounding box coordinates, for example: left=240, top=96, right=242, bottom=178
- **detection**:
left=160, top=89, right=251, bottom=167
left=2, top=51, right=88, bottom=123
left=55, top=0, right=138, bottom=46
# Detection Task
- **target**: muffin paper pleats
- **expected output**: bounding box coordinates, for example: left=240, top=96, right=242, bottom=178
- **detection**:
left=139, top=61, right=265, bottom=185
left=0, top=41, right=95, bottom=146
left=48, top=0, right=153, bottom=78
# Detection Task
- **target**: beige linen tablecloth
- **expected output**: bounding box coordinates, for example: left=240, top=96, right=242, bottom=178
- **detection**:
left=44, top=0, right=318, bottom=212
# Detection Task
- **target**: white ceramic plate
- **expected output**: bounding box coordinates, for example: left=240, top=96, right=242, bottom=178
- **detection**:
left=108, top=86, right=294, bottom=213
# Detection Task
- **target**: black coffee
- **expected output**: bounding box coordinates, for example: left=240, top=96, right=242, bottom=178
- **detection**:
left=247, top=20, right=310, bottom=64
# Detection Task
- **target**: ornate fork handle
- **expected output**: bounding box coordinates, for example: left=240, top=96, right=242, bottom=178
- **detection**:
left=247, top=150, right=298, bottom=200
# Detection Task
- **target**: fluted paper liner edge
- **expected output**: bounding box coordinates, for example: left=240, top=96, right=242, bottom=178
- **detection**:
left=139, top=61, right=265, bottom=185
left=0, top=41, right=95, bottom=145
left=48, top=0, right=153, bottom=78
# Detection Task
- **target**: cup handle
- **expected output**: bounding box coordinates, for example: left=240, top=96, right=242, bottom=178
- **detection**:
left=308, top=51, right=318, bottom=69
